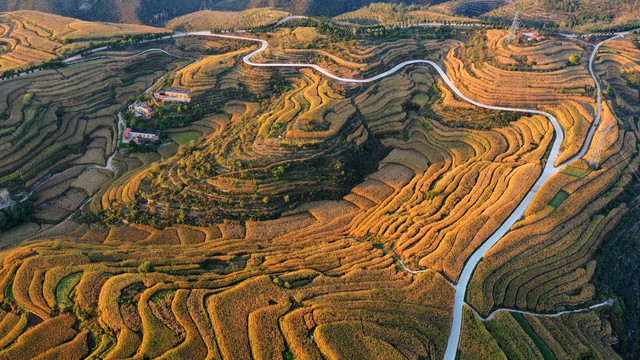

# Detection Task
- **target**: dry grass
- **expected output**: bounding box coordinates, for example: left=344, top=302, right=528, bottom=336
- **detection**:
left=166, top=8, right=290, bottom=32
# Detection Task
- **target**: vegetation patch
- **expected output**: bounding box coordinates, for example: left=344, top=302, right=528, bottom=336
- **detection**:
left=55, top=272, right=83, bottom=309
left=168, top=131, right=202, bottom=146
left=560, top=166, right=591, bottom=178
left=511, top=312, right=556, bottom=360
left=548, top=191, right=570, bottom=208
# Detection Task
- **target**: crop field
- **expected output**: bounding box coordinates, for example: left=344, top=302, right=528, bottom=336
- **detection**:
left=0, top=14, right=636, bottom=359
left=463, top=35, right=640, bottom=321
left=595, top=34, right=640, bottom=114
left=458, top=307, right=621, bottom=359
left=0, top=229, right=454, bottom=359
left=486, top=0, right=640, bottom=32
left=443, top=29, right=598, bottom=164
left=333, top=3, right=477, bottom=26
left=95, top=27, right=487, bottom=228
left=0, top=46, right=189, bottom=223
left=0, top=11, right=166, bottom=75
left=80, top=26, right=631, bottom=356
left=166, top=9, right=291, bottom=32
left=168, top=130, right=202, bottom=145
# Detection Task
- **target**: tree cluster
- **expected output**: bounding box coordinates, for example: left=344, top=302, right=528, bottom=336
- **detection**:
left=0, top=200, right=33, bottom=231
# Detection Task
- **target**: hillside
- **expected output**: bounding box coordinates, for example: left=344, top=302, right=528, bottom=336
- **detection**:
left=484, top=0, right=640, bottom=31
left=166, top=9, right=291, bottom=32
left=0, top=7, right=638, bottom=360
left=333, top=3, right=478, bottom=26
left=0, top=0, right=442, bottom=25
left=0, top=10, right=166, bottom=76
left=2, top=0, right=639, bottom=30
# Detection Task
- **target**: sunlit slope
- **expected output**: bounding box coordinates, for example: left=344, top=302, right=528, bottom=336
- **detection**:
left=0, top=10, right=166, bottom=74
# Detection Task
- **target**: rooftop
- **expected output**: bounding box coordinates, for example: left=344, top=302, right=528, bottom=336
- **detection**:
left=520, top=30, right=541, bottom=38
left=129, top=128, right=158, bottom=135
left=131, top=101, right=153, bottom=111
left=166, top=87, right=191, bottom=95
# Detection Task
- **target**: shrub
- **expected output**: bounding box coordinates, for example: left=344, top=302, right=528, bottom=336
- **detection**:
left=568, top=55, right=580, bottom=66
left=23, top=94, right=32, bottom=106
left=138, top=261, right=155, bottom=273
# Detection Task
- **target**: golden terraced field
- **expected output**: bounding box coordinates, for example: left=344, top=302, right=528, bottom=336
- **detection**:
left=0, top=17, right=637, bottom=360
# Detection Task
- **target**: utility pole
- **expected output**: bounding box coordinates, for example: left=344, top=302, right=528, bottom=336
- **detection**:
left=507, top=11, right=520, bottom=43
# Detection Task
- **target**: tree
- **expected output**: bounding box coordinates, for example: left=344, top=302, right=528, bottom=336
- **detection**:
left=568, top=54, right=581, bottom=66
left=272, top=166, right=286, bottom=179
left=22, top=94, right=32, bottom=106
left=138, top=261, right=154, bottom=273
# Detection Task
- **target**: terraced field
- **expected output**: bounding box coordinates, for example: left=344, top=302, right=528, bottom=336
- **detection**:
left=0, top=16, right=637, bottom=360
left=459, top=33, right=640, bottom=318
left=333, top=3, right=477, bottom=26
left=595, top=34, right=640, bottom=114
left=0, top=225, right=454, bottom=359
left=0, top=10, right=165, bottom=75
left=454, top=31, right=640, bottom=360
left=96, top=28, right=467, bottom=223
left=443, top=29, right=597, bottom=165
left=0, top=44, right=190, bottom=228
left=166, top=9, right=291, bottom=32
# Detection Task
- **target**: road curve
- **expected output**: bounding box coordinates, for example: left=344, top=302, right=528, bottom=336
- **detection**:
left=441, top=34, right=624, bottom=359
left=3, top=25, right=628, bottom=358
left=572, top=34, right=625, bottom=162
left=275, top=15, right=309, bottom=26
left=482, top=299, right=613, bottom=321
left=187, top=30, right=626, bottom=359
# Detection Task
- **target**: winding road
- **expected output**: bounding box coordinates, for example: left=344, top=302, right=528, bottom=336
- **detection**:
left=185, top=30, right=629, bottom=359
left=4, top=21, right=633, bottom=358
left=481, top=298, right=613, bottom=321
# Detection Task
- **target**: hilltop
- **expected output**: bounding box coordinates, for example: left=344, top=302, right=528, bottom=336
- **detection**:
left=2, top=0, right=638, bottom=31
left=485, top=0, right=640, bottom=31
left=166, top=9, right=291, bottom=32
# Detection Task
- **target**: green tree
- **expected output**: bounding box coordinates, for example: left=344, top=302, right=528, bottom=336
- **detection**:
left=272, top=166, right=286, bottom=179
left=568, top=54, right=581, bottom=65
left=22, top=93, right=32, bottom=106
left=138, top=261, right=154, bottom=273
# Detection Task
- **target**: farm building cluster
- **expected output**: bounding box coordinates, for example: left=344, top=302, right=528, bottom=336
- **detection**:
left=124, top=87, right=191, bottom=144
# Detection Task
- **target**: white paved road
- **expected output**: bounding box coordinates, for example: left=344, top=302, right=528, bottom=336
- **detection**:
left=3, top=23, right=632, bottom=358
left=185, top=30, right=628, bottom=360
left=572, top=33, right=626, bottom=162
left=483, top=298, right=613, bottom=321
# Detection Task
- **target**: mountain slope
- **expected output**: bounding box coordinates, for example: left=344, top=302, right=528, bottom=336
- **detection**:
left=0, top=0, right=444, bottom=25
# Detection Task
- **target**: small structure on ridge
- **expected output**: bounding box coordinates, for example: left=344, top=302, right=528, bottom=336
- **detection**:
left=154, top=87, right=191, bottom=103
